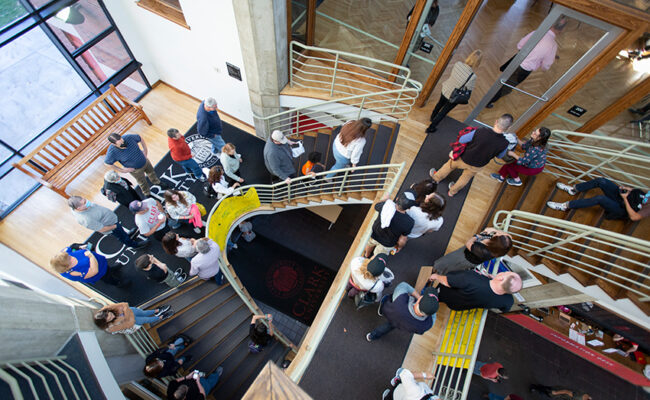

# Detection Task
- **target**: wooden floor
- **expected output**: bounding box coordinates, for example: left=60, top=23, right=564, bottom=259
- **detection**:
left=313, top=0, right=647, bottom=141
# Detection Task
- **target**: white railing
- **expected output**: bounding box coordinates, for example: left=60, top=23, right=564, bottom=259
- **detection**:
left=207, top=163, right=406, bottom=381
left=0, top=356, right=92, bottom=399
left=493, top=210, right=650, bottom=302
left=290, top=41, right=421, bottom=100
left=255, top=41, right=421, bottom=138
left=546, top=130, right=650, bottom=190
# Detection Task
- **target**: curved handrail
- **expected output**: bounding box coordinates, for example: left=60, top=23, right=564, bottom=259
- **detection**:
left=205, top=163, right=405, bottom=368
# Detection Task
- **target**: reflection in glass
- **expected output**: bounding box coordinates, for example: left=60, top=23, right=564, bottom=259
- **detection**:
left=0, top=28, right=89, bottom=149
left=74, top=32, right=131, bottom=85
left=0, top=158, right=39, bottom=214
left=47, top=1, right=111, bottom=53
left=290, top=0, right=308, bottom=44
left=0, top=0, right=27, bottom=29
left=405, top=0, right=467, bottom=83
left=116, top=71, right=148, bottom=101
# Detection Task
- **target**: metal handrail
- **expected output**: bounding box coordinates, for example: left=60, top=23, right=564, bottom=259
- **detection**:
left=493, top=210, right=650, bottom=302
left=0, top=356, right=92, bottom=400
left=545, top=129, right=650, bottom=190
left=205, top=163, right=406, bottom=381
left=430, top=260, right=499, bottom=400
left=255, top=41, right=421, bottom=137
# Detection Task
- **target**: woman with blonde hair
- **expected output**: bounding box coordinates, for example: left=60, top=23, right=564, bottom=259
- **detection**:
left=327, top=117, right=372, bottom=178
left=426, top=50, right=482, bottom=134
left=347, top=253, right=394, bottom=299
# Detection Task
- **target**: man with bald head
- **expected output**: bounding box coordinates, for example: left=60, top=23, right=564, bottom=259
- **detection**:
left=429, top=270, right=522, bottom=312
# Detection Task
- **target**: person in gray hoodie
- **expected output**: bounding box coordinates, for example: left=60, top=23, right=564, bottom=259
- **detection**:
left=263, top=130, right=296, bottom=183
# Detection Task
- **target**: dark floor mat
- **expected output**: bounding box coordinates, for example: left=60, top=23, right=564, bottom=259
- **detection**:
left=299, top=117, right=473, bottom=399
left=83, top=122, right=266, bottom=306
left=251, top=204, right=370, bottom=271
left=227, top=235, right=335, bottom=325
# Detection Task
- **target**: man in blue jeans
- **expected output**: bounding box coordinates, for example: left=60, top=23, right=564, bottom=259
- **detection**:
left=366, top=282, right=439, bottom=342
left=547, top=178, right=650, bottom=221
left=166, top=366, right=224, bottom=399
left=196, top=97, right=226, bottom=155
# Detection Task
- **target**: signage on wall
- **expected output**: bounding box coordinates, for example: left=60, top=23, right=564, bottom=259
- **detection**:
left=226, top=62, right=242, bottom=81
left=419, top=41, right=433, bottom=54
left=568, top=105, right=587, bottom=117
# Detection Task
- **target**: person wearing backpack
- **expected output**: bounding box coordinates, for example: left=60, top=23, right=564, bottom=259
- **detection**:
left=430, top=114, right=512, bottom=197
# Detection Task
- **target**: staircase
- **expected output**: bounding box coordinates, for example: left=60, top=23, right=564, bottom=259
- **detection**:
left=480, top=173, right=650, bottom=321
left=293, top=120, right=400, bottom=174
left=144, top=279, right=290, bottom=400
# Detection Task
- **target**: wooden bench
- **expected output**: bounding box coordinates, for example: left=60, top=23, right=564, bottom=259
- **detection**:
left=13, top=85, right=151, bottom=199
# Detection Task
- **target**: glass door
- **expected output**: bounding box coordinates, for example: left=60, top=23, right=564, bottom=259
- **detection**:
left=464, top=4, right=623, bottom=132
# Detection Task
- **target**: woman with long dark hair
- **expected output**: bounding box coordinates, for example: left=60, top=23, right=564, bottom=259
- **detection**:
left=491, top=127, right=551, bottom=186
left=433, top=227, right=513, bottom=274
left=406, top=192, right=446, bottom=238
left=163, top=189, right=202, bottom=233
left=410, top=179, right=437, bottom=205
left=326, top=118, right=372, bottom=178
left=162, top=232, right=198, bottom=261
left=206, top=165, right=240, bottom=199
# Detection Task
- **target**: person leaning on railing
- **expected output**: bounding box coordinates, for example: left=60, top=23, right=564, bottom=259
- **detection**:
left=432, top=227, right=513, bottom=274
left=547, top=178, right=650, bottom=221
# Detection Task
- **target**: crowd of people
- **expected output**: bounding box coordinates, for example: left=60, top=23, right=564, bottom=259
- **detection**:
left=46, top=83, right=641, bottom=399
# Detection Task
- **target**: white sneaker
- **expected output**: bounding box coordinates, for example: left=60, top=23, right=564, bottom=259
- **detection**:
left=177, top=273, right=187, bottom=283
left=429, top=168, right=437, bottom=179
left=382, top=389, right=390, bottom=399
left=193, top=227, right=202, bottom=234
left=556, top=182, right=577, bottom=195
left=547, top=201, right=568, bottom=211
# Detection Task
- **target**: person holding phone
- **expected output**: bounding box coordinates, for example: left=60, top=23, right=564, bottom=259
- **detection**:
left=548, top=178, right=650, bottom=221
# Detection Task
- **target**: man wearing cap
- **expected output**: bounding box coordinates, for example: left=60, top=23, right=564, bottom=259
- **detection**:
left=130, top=198, right=169, bottom=241
left=263, top=130, right=297, bottom=183
left=366, top=282, right=439, bottom=342
left=68, top=196, right=147, bottom=249
left=430, top=270, right=522, bottom=312
left=105, top=133, right=168, bottom=197
left=364, top=191, right=416, bottom=258
left=348, top=253, right=395, bottom=299
left=196, top=97, right=226, bottom=155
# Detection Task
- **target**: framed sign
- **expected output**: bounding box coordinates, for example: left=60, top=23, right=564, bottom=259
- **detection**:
left=419, top=41, right=433, bottom=54
left=226, top=62, right=242, bottom=81
left=568, top=105, right=587, bottom=117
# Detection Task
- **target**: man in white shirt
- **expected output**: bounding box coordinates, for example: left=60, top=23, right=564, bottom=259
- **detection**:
left=382, top=368, right=438, bottom=400
left=129, top=199, right=169, bottom=241
left=190, top=238, right=224, bottom=285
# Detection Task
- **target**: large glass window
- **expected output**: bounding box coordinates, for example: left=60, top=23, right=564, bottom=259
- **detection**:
left=0, top=0, right=151, bottom=217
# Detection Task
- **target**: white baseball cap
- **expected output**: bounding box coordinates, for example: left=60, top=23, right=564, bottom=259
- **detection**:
left=271, top=130, right=288, bottom=144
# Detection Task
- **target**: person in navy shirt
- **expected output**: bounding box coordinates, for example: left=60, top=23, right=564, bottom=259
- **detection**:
left=50, top=244, right=129, bottom=287
left=196, top=97, right=226, bottom=155
left=105, top=133, right=168, bottom=197
left=366, top=282, right=439, bottom=341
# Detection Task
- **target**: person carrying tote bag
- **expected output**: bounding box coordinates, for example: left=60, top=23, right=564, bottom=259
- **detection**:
left=426, top=50, right=482, bottom=134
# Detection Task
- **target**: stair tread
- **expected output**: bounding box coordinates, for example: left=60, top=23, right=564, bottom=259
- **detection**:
left=357, top=128, right=376, bottom=167
left=368, top=124, right=392, bottom=165
left=190, top=313, right=251, bottom=373
left=156, top=284, right=237, bottom=341
left=227, top=341, right=288, bottom=400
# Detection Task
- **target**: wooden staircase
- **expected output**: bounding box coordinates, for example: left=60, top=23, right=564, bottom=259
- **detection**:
left=293, top=121, right=400, bottom=175
left=143, top=279, right=290, bottom=400
left=479, top=171, right=650, bottom=316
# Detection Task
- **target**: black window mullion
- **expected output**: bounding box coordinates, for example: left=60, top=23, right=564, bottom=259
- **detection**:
left=69, top=26, right=114, bottom=58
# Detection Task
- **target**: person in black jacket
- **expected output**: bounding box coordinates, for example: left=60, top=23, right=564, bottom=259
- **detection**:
left=144, top=335, right=193, bottom=378
left=102, top=170, right=142, bottom=208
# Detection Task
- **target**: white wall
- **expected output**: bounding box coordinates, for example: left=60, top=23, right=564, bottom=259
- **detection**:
left=0, top=244, right=86, bottom=300
left=104, top=0, right=253, bottom=124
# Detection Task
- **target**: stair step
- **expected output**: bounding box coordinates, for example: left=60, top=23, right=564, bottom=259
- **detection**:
left=368, top=124, right=393, bottom=165
left=357, top=127, right=376, bottom=167
left=296, top=134, right=317, bottom=175
left=383, top=121, right=400, bottom=163
left=165, top=293, right=243, bottom=346
left=228, top=341, right=288, bottom=400
left=314, top=131, right=333, bottom=169
left=209, top=337, right=257, bottom=397
left=627, top=293, right=650, bottom=316
left=190, top=313, right=251, bottom=374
